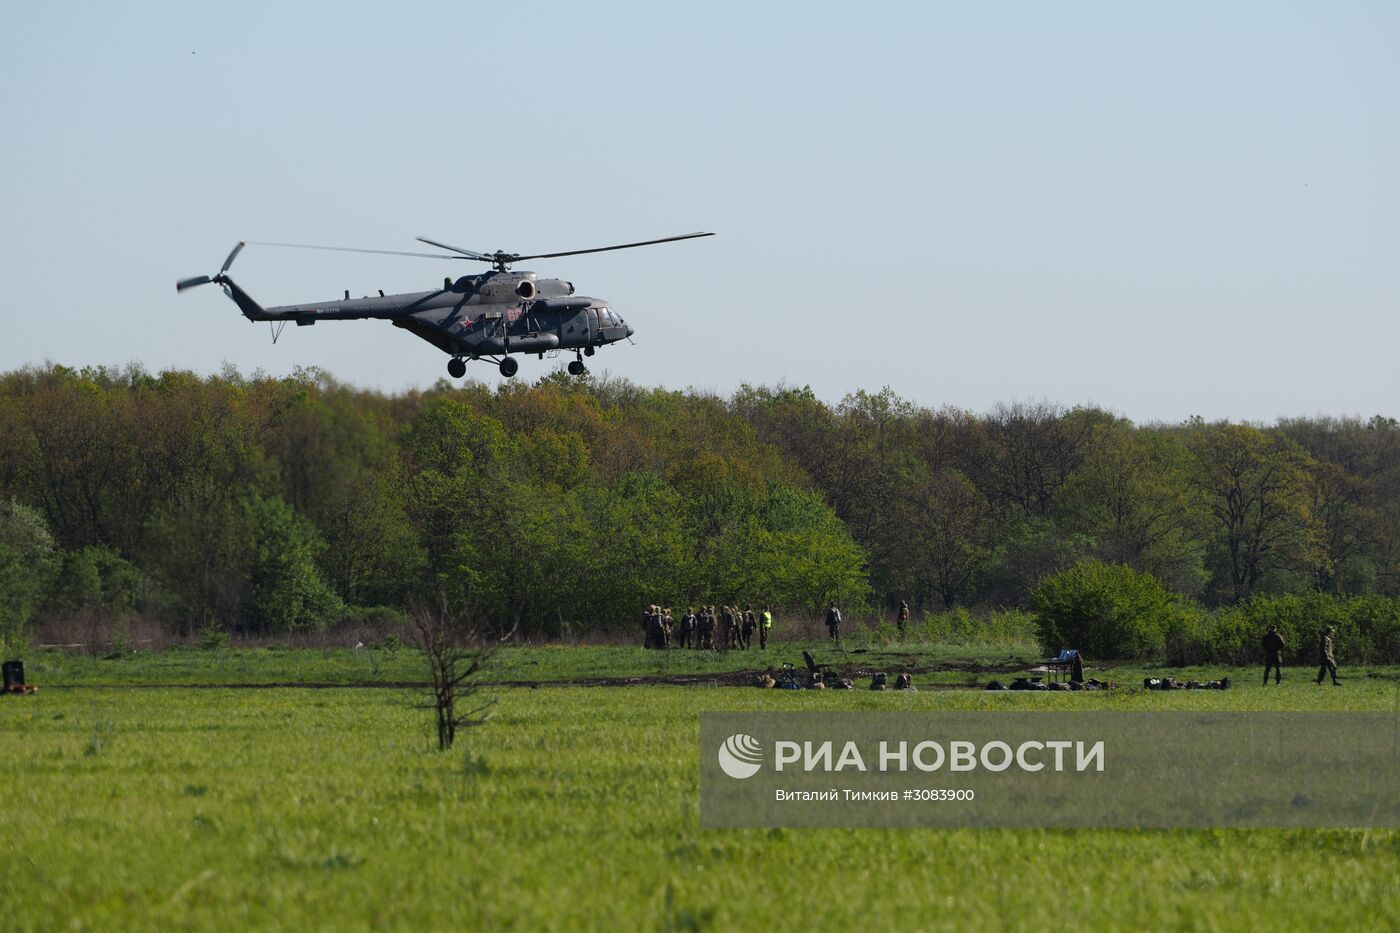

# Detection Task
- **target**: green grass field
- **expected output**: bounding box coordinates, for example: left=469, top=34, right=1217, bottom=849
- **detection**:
left=22, top=638, right=1036, bottom=687
left=4, top=645, right=1399, bottom=931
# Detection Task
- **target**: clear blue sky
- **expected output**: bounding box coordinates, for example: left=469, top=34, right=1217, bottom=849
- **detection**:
left=2, top=1, right=1395, bottom=422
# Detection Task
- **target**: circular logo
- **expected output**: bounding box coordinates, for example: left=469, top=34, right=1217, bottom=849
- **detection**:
left=717, top=733, right=763, bottom=779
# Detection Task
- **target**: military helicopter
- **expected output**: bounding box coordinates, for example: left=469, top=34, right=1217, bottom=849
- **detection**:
left=176, top=232, right=714, bottom=378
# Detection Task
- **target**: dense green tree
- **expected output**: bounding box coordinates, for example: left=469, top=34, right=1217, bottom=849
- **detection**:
left=745, top=483, right=868, bottom=613
left=243, top=491, right=343, bottom=633
left=46, top=545, right=141, bottom=615
left=579, top=472, right=695, bottom=627
left=315, top=469, right=423, bottom=607
left=979, top=401, right=1104, bottom=517
left=1306, top=459, right=1370, bottom=593
left=1188, top=423, right=1315, bottom=602
left=1056, top=425, right=1208, bottom=595
left=900, top=467, right=998, bottom=608
left=0, top=499, right=58, bottom=648
left=0, top=364, right=1395, bottom=639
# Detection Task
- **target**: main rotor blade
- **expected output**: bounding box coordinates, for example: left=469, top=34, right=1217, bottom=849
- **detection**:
left=176, top=275, right=213, bottom=292
left=219, top=241, right=246, bottom=274
left=246, top=240, right=468, bottom=261
left=510, top=231, right=715, bottom=262
left=414, top=237, right=495, bottom=261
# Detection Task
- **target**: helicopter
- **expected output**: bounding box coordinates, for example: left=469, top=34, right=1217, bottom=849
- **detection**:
left=176, top=232, right=714, bottom=378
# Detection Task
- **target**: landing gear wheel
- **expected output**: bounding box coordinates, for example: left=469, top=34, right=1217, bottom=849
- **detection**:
left=447, top=358, right=466, bottom=379
left=499, top=357, right=519, bottom=378
left=584, top=346, right=595, bottom=357
left=568, top=359, right=587, bottom=376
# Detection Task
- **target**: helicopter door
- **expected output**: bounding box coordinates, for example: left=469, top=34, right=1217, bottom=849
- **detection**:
left=586, top=307, right=600, bottom=343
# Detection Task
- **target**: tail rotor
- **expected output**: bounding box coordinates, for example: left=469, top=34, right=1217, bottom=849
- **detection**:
left=176, top=241, right=245, bottom=292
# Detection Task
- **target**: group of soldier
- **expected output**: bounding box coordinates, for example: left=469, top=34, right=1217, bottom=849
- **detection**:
left=642, top=604, right=773, bottom=650
left=1260, top=625, right=1343, bottom=686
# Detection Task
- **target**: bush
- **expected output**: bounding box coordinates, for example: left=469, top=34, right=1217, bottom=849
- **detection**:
left=1217, top=594, right=1400, bottom=666
left=338, top=605, right=408, bottom=631
left=47, top=546, right=141, bottom=616
left=1031, top=561, right=1181, bottom=659
left=1162, top=605, right=1267, bottom=666
left=1349, top=596, right=1400, bottom=663
left=1156, top=594, right=1400, bottom=667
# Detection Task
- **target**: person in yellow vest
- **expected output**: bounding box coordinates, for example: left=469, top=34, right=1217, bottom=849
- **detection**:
left=759, top=605, right=773, bottom=649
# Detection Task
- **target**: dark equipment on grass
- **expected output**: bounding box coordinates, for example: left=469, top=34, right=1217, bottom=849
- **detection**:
left=802, top=650, right=835, bottom=681
left=801, top=649, right=853, bottom=689
left=3, top=660, right=36, bottom=695
left=1144, top=677, right=1231, bottom=691
left=176, top=232, right=714, bottom=379
left=994, top=675, right=1117, bottom=691
left=1035, top=648, right=1083, bottom=683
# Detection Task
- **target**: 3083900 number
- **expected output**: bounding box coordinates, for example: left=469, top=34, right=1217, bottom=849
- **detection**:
left=912, top=789, right=974, bottom=801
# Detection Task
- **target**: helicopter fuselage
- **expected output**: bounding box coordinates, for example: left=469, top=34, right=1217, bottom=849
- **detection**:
left=182, top=231, right=710, bottom=378
left=217, top=270, right=633, bottom=364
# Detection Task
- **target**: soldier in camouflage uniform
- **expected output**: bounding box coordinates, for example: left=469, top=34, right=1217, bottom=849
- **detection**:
left=1261, top=625, right=1285, bottom=685
left=740, top=605, right=756, bottom=649
left=644, top=606, right=665, bottom=649
left=1316, top=626, right=1341, bottom=685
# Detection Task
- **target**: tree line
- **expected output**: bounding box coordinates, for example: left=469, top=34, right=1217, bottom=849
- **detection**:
left=1, top=364, right=1397, bottom=647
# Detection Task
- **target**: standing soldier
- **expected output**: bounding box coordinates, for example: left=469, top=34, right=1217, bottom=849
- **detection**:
left=1261, top=625, right=1285, bottom=685
left=760, top=605, right=773, bottom=649
left=645, top=605, right=665, bottom=649
left=662, top=608, right=674, bottom=648
left=1316, top=626, right=1342, bottom=685
left=642, top=605, right=657, bottom=649
left=741, top=604, right=756, bottom=649
left=700, top=606, right=715, bottom=650
left=679, top=608, right=695, bottom=649
left=825, top=602, right=842, bottom=641
left=897, top=600, right=910, bottom=637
